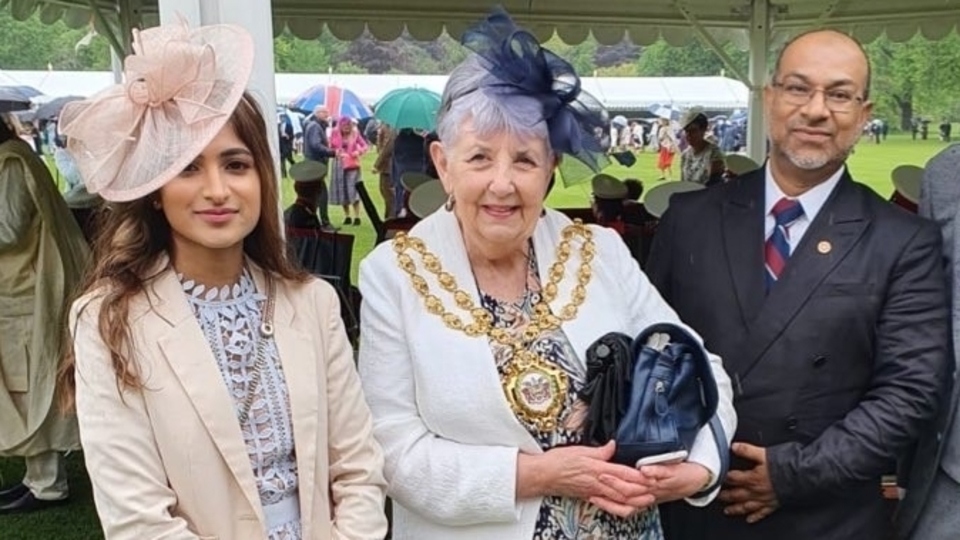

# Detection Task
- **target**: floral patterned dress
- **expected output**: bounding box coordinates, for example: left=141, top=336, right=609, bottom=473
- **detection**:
left=181, top=270, right=302, bottom=540
left=479, top=248, right=663, bottom=540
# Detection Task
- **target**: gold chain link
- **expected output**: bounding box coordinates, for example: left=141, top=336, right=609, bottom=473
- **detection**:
left=392, top=220, right=595, bottom=431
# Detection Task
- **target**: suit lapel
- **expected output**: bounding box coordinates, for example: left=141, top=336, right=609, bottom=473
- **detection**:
left=151, top=269, right=265, bottom=521
left=736, top=174, right=870, bottom=380
left=722, top=173, right=767, bottom=326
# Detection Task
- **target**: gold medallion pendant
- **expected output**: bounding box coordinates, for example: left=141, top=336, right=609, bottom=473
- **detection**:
left=502, top=349, right=569, bottom=432
left=393, top=219, right=594, bottom=434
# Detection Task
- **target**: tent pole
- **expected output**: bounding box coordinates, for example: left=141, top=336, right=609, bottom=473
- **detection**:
left=746, top=0, right=769, bottom=164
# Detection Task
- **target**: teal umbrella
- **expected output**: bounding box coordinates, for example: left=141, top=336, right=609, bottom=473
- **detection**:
left=374, top=88, right=442, bottom=131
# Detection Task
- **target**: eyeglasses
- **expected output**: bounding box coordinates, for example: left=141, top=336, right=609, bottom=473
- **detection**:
left=772, top=81, right=865, bottom=113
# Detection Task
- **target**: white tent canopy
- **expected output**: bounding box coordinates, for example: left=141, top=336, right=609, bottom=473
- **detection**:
left=1, top=70, right=750, bottom=112
left=3, top=0, right=959, bottom=45
left=4, top=0, right=957, bottom=162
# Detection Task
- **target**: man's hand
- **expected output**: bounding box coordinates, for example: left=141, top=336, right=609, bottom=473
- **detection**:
left=718, top=443, right=779, bottom=524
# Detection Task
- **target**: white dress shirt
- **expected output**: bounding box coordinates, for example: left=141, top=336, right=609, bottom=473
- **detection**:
left=764, top=164, right=845, bottom=254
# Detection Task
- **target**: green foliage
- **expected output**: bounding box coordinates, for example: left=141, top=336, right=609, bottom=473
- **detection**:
left=543, top=34, right=598, bottom=75
left=866, top=34, right=960, bottom=128
left=0, top=8, right=110, bottom=70
left=635, top=39, right=748, bottom=78
left=596, top=63, right=640, bottom=76
left=273, top=29, right=349, bottom=73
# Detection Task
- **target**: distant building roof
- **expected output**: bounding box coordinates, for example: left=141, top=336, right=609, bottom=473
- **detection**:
left=0, top=70, right=748, bottom=112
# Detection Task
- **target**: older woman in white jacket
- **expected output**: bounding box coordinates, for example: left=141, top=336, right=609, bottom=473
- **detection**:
left=358, top=10, right=736, bottom=540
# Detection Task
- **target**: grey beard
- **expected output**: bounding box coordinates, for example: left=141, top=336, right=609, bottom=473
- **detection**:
left=782, top=145, right=852, bottom=170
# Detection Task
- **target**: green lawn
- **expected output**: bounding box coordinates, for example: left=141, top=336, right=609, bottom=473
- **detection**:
left=297, top=132, right=948, bottom=284
left=0, top=132, right=950, bottom=539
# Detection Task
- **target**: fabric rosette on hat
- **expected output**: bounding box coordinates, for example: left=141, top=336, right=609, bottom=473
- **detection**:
left=457, top=9, right=610, bottom=186
left=58, top=21, right=254, bottom=202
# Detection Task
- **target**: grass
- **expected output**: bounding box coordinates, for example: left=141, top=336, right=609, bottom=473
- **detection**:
left=296, top=132, right=948, bottom=284
left=0, top=132, right=950, bottom=539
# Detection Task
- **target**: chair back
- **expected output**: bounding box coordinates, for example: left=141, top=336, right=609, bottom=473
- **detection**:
left=286, top=227, right=360, bottom=343
left=356, top=181, right=387, bottom=244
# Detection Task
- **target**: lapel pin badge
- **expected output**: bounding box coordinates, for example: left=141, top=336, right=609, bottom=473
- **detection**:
left=817, top=240, right=832, bottom=254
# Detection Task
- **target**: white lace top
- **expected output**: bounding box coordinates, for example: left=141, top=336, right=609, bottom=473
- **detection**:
left=181, top=270, right=302, bottom=540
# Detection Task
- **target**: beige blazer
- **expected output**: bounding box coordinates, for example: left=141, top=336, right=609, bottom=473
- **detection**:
left=71, top=262, right=387, bottom=540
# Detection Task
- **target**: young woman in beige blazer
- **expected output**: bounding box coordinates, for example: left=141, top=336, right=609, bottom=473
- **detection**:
left=58, top=22, right=387, bottom=540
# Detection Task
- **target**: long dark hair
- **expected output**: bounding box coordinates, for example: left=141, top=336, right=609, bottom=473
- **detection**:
left=60, top=93, right=306, bottom=408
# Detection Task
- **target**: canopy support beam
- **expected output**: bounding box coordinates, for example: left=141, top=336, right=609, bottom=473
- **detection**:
left=84, top=0, right=125, bottom=57
left=673, top=1, right=749, bottom=85
left=813, top=0, right=845, bottom=27
left=746, top=0, right=769, bottom=164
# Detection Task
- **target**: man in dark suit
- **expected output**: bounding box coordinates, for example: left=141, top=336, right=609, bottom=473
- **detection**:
left=283, top=160, right=328, bottom=230
left=647, top=29, right=951, bottom=540
left=303, top=105, right=336, bottom=229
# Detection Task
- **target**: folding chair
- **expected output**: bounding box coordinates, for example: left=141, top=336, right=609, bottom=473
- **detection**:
left=285, top=227, right=360, bottom=344
left=357, top=180, right=419, bottom=244
left=355, top=181, right=387, bottom=244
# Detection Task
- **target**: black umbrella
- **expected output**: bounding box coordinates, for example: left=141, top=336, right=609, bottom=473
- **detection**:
left=35, top=96, right=83, bottom=121
left=12, top=109, right=36, bottom=123
left=0, top=86, right=33, bottom=113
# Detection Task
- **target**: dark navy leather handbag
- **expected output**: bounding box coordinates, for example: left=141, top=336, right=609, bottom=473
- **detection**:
left=581, top=323, right=729, bottom=485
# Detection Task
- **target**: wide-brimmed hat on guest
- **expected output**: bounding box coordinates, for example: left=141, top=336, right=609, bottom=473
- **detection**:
left=725, top=153, right=761, bottom=176
left=58, top=21, right=254, bottom=202
left=591, top=173, right=628, bottom=200
left=400, top=171, right=434, bottom=193
left=289, top=160, right=328, bottom=183
left=891, top=164, right=923, bottom=204
left=644, top=181, right=706, bottom=218
left=408, top=180, right=447, bottom=219
left=680, top=107, right=708, bottom=130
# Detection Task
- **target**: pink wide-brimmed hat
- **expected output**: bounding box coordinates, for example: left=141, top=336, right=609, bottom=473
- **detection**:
left=58, top=21, right=254, bottom=202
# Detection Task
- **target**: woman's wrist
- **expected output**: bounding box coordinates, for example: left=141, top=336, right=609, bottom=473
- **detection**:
left=516, top=452, right=550, bottom=500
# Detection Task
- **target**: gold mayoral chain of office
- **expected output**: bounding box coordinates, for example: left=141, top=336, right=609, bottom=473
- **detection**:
left=393, top=220, right=595, bottom=432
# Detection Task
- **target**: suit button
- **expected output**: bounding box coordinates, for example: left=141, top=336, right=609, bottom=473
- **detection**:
left=786, top=417, right=799, bottom=431
left=813, top=355, right=827, bottom=367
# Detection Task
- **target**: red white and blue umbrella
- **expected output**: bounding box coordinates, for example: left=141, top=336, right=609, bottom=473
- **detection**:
left=289, top=84, right=372, bottom=119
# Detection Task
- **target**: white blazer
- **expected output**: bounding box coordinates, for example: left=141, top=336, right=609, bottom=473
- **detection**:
left=71, top=264, right=388, bottom=540
left=358, top=208, right=736, bottom=540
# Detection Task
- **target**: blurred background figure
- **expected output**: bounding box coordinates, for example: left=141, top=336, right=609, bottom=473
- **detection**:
left=330, top=116, right=369, bottom=226
left=679, top=108, right=725, bottom=186
left=0, top=113, right=89, bottom=515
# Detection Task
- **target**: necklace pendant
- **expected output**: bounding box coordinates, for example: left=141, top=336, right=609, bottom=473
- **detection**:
left=502, top=349, right=568, bottom=432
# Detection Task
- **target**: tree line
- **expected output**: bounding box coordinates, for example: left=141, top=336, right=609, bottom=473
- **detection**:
left=1, top=9, right=957, bottom=129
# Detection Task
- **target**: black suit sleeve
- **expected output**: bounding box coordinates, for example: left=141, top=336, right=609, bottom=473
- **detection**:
left=767, top=222, right=952, bottom=503
left=645, top=205, right=677, bottom=302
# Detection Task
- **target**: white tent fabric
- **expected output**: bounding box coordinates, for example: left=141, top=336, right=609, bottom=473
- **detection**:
left=0, top=70, right=749, bottom=112
left=3, top=0, right=958, bottom=46
left=5, top=0, right=956, bottom=162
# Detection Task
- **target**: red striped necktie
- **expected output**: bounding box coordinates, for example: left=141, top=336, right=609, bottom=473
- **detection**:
left=765, top=197, right=804, bottom=289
